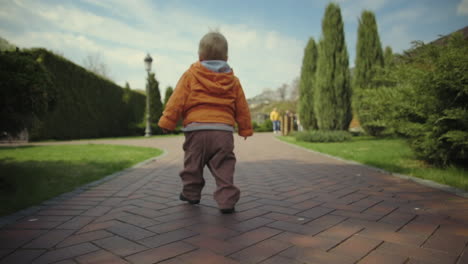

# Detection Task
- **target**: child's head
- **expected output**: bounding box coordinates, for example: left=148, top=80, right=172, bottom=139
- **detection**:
left=198, top=31, right=228, bottom=61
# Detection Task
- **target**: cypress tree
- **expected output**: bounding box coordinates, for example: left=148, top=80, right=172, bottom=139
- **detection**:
left=314, top=3, right=352, bottom=130
left=354, top=10, right=384, bottom=91
left=298, top=38, right=319, bottom=130
left=148, top=72, right=163, bottom=124
left=163, top=86, right=174, bottom=108
left=354, top=10, right=385, bottom=135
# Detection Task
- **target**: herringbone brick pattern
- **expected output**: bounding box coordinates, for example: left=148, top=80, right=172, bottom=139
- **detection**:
left=1, top=133, right=467, bottom=263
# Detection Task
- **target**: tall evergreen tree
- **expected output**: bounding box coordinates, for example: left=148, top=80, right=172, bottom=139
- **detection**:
left=147, top=72, right=163, bottom=124
left=314, top=3, right=352, bottom=130
left=354, top=10, right=384, bottom=91
left=298, top=37, right=319, bottom=130
left=353, top=10, right=385, bottom=135
left=163, top=86, right=173, bottom=109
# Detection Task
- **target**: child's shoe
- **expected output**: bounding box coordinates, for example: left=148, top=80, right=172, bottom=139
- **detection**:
left=179, top=193, right=200, bottom=205
left=220, top=208, right=235, bottom=214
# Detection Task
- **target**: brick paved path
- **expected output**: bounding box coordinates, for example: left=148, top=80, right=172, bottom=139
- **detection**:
left=1, top=133, right=468, bottom=263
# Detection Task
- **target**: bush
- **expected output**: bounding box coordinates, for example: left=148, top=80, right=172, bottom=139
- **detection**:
left=361, top=34, right=468, bottom=166
left=254, top=119, right=273, bottom=132
left=294, top=130, right=352, bottom=142
left=405, top=37, right=468, bottom=166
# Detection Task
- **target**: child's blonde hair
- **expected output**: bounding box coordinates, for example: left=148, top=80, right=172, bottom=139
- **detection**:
left=198, top=31, right=228, bottom=61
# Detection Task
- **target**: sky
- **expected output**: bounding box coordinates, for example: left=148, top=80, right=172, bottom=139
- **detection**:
left=1, top=0, right=467, bottom=98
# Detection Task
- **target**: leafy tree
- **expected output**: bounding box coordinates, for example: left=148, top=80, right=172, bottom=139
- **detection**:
left=163, top=86, right=173, bottom=108
left=147, top=72, right=163, bottom=125
left=0, top=51, right=56, bottom=135
left=82, top=52, right=111, bottom=80
left=298, top=37, right=318, bottom=130
left=289, top=77, right=300, bottom=100
left=314, top=3, right=352, bottom=130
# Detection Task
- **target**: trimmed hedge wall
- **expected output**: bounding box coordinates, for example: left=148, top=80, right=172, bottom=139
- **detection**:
left=0, top=51, right=56, bottom=135
left=26, top=49, right=145, bottom=140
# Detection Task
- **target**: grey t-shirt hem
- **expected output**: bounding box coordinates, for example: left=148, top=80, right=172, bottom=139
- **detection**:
left=182, top=123, right=234, bottom=132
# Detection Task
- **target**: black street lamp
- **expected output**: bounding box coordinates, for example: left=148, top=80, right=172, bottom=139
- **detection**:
left=144, top=53, right=153, bottom=137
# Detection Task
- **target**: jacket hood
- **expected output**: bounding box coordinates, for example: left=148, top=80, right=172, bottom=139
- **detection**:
left=189, top=61, right=236, bottom=95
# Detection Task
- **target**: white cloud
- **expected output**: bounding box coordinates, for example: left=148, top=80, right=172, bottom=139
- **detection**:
left=458, top=0, right=468, bottom=15
left=0, top=0, right=304, bottom=98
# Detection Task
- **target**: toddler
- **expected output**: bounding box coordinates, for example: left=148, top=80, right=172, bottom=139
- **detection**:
left=158, top=31, right=253, bottom=214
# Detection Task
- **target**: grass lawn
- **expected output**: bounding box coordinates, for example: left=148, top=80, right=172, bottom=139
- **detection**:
left=279, top=136, right=468, bottom=191
left=37, top=133, right=182, bottom=143
left=0, top=144, right=163, bottom=216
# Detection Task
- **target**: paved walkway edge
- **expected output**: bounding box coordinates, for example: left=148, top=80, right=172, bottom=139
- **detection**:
left=0, top=148, right=168, bottom=228
left=275, top=137, right=468, bottom=199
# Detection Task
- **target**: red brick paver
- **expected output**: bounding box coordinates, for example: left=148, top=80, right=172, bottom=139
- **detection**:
left=1, top=133, right=467, bottom=263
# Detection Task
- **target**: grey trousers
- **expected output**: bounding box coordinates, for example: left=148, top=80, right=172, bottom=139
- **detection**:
left=180, top=130, right=240, bottom=209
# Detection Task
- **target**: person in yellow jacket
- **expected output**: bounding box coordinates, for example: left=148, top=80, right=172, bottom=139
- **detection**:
left=270, top=108, right=280, bottom=134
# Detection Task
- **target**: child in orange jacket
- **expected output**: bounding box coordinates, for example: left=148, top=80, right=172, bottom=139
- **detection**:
left=158, top=31, right=253, bottom=214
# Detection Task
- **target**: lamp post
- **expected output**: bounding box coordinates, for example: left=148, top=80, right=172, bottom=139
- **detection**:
left=144, top=53, right=153, bottom=137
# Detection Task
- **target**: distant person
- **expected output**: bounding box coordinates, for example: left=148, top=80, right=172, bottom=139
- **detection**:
left=158, top=31, right=253, bottom=214
left=270, top=107, right=280, bottom=134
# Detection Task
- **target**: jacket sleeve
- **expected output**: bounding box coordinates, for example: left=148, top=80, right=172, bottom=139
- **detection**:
left=158, top=72, right=190, bottom=130
left=234, top=81, right=254, bottom=137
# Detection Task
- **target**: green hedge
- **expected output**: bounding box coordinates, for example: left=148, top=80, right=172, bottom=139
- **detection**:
left=253, top=119, right=273, bottom=132
left=0, top=51, right=56, bottom=135
left=24, top=49, right=146, bottom=140
left=294, top=130, right=352, bottom=142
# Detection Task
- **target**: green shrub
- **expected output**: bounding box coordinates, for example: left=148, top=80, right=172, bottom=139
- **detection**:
left=294, top=130, right=352, bottom=142
left=254, top=119, right=273, bottom=132
left=361, top=34, right=468, bottom=166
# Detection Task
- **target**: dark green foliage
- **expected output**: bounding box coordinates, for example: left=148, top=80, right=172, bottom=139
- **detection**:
left=298, top=38, right=319, bottom=130
left=0, top=50, right=56, bottom=135
left=123, top=82, right=146, bottom=134
left=163, top=86, right=173, bottom=108
left=294, top=130, right=352, bottom=142
left=353, top=10, right=384, bottom=135
left=145, top=73, right=163, bottom=134
left=314, top=3, right=352, bottom=130
left=147, top=72, right=163, bottom=125
left=253, top=119, right=273, bottom=132
left=22, top=49, right=145, bottom=140
left=362, top=34, right=468, bottom=166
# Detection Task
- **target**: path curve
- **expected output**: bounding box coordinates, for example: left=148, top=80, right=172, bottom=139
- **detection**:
left=1, top=133, right=467, bottom=263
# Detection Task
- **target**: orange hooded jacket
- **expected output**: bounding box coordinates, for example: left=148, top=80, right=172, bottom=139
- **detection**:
left=158, top=61, right=253, bottom=137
